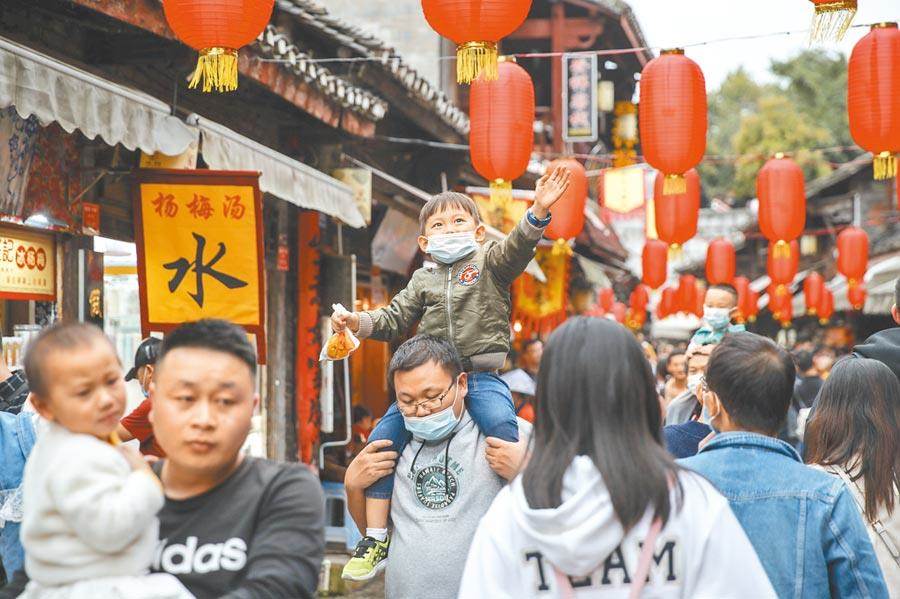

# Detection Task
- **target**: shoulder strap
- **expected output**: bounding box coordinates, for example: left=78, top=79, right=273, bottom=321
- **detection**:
left=830, top=465, right=900, bottom=566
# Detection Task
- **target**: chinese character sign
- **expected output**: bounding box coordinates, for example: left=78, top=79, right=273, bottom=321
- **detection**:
left=134, top=170, right=265, bottom=359
left=562, top=54, right=598, bottom=143
left=0, top=225, right=56, bottom=301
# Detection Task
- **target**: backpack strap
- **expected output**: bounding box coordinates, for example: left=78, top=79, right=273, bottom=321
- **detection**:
left=830, top=465, right=900, bottom=566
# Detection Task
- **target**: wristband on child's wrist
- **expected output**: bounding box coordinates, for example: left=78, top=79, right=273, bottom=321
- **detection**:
left=527, top=209, right=552, bottom=228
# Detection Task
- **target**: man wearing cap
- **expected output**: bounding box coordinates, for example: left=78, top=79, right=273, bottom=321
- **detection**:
left=500, top=368, right=535, bottom=423
left=116, top=337, right=165, bottom=457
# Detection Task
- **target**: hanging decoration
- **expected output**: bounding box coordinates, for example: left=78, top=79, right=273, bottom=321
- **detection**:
left=803, top=273, right=825, bottom=316
left=657, top=287, right=676, bottom=320
left=848, top=23, right=900, bottom=180
left=639, top=49, right=707, bottom=195
left=694, top=279, right=706, bottom=318
left=630, top=285, right=650, bottom=312
left=836, top=226, right=869, bottom=286
left=162, top=0, right=275, bottom=93
left=469, top=58, right=535, bottom=204
left=745, top=288, right=760, bottom=323
left=779, top=299, right=794, bottom=328
left=422, top=0, right=532, bottom=84
left=544, top=158, right=587, bottom=251
left=848, top=283, right=868, bottom=310
left=512, top=245, right=570, bottom=338
left=612, top=101, right=638, bottom=168
left=598, top=287, right=615, bottom=314
left=610, top=301, right=627, bottom=324
left=818, top=288, right=835, bottom=324
left=296, top=211, right=320, bottom=463
left=733, top=276, right=750, bottom=323
left=706, top=238, right=736, bottom=285
left=809, top=1, right=857, bottom=43
left=654, top=168, right=701, bottom=249
left=641, top=239, right=668, bottom=289
left=767, top=240, right=800, bottom=293
left=767, top=283, right=790, bottom=321
left=677, top=274, right=698, bottom=314
left=758, top=153, right=806, bottom=258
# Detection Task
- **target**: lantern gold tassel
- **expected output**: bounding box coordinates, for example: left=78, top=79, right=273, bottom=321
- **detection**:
left=810, top=1, right=857, bottom=43
left=489, top=179, right=513, bottom=205
left=551, top=238, right=573, bottom=257
left=189, top=47, right=239, bottom=93
left=457, top=42, right=498, bottom=84
left=667, top=243, right=683, bottom=261
left=873, top=151, right=897, bottom=180
left=662, top=174, right=686, bottom=195
left=773, top=239, right=791, bottom=259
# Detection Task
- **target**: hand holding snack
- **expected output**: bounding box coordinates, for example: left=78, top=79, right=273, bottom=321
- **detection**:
left=322, top=304, right=360, bottom=361
left=331, top=309, right=360, bottom=333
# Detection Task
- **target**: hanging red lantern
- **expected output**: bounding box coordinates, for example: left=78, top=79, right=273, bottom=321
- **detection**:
left=639, top=49, right=707, bottom=195
left=848, top=23, right=900, bottom=180
left=654, top=169, right=701, bottom=249
left=836, top=226, right=869, bottom=286
left=780, top=300, right=794, bottom=328
left=544, top=158, right=587, bottom=243
left=767, top=240, right=800, bottom=292
left=657, top=287, right=676, bottom=319
left=706, top=238, right=736, bottom=285
left=694, top=280, right=705, bottom=318
left=818, top=288, right=835, bottom=324
left=677, top=274, right=698, bottom=314
left=626, top=308, right=647, bottom=331
left=422, top=0, right=532, bottom=84
left=610, top=302, right=627, bottom=324
left=809, top=1, right=857, bottom=43
left=598, top=287, right=615, bottom=313
left=848, top=283, right=868, bottom=310
left=641, top=239, right=668, bottom=289
left=163, top=0, right=275, bottom=93
left=733, top=276, right=750, bottom=323
left=746, top=288, right=760, bottom=322
left=803, top=273, right=825, bottom=316
left=757, top=153, right=806, bottom=257
left=469, top=59, right=535, bottom=203
left=630, top=285, right=650, bottom=312
left=767, top=284, right=790, bottom=320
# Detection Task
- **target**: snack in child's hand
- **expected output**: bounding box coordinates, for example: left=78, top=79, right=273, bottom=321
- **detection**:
left=320, top=303, right=360, bottom=361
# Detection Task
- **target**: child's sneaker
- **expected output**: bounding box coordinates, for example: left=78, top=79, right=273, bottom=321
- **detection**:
left=341, top=535, right=389, bottom=581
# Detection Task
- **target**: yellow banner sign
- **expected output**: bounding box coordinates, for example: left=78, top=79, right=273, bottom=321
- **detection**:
left=0, top=226, right=56, bottom=301
left=134, top=170, right=265, bottom=360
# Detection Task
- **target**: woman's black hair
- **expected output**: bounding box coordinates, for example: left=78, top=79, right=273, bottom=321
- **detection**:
left=522, top=317, right=682, bottom=530
left=806, top=357, right=900, bottom=522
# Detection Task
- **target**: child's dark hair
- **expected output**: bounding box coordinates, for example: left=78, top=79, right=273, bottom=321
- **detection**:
left=708, top=284, right=738, bottom=305
left=24, top=322, right=113, bottom=397
left=418, top=192, right=481, bottom=235
left=159, top=319, right=257, bottom=376
left=352, top=405, right=372, bottom=423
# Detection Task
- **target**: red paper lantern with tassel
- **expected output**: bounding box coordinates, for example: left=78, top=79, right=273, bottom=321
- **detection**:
left=422, top=0, right=532, bottom=84
left=163, top=0, right=275, bottom=93
left=767, top=240, right=800, bottom=292
left=848, top=23, right=900, bottom=180
left=803, top=273, right=825, bottom=316
left=836, top=226, right=869, bottom=286
left=706, top=237, right=736, bottom=285
left=598, top=287, right=615, bottom=313
left=654, top=169, right=701, bottom=248
left=639, top=49, right=707, bottom=195
left=641, top=239, right=668, bottom=289
left=733, top=276, right=750, bottom=323
left=818, top=288, right=835, bottom=324
left=677, top=274, right=698, bottom=314
left=758, top=154, right=806, bottom=257
left=780, top=300, right=794, bottom=328
left=848, top=283, right=868, bottom=310
left=658, top=287, right=676, bottom=319
left=746, top=288, right=760, bottom=322
left=809, top=0, right=857, bottom=42
left=610, top=301, right=627, bottom=324
left=469, top=59, right=534, bottom=203
left=630, top=285, right=650, bottom=312
left=544, top=158, right=587, bottom=243
left=694, top=280, right=706, bottom=318
left=768, top=284, right=789, bottom=320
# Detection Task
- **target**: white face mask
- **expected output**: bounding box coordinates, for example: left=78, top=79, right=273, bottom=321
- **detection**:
left=426, top=232, right=478, bottom=264
left=703, top=306, right=731, bottom=330
left=687, top=373, right=703, bottom=396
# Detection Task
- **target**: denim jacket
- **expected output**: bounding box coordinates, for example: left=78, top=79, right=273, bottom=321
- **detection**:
left=680, top=432, right=888, bottom=599
left=0, top=410, right=36, bottom=579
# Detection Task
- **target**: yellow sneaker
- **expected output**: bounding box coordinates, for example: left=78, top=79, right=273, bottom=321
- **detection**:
left=341, top=535, right=390, bottom=581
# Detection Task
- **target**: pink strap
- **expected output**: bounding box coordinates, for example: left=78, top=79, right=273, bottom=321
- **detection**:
left=553, top=518, right=663, bottom=598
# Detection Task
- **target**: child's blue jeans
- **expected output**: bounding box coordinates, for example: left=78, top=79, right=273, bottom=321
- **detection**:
left=364, top=371, right=519, bottom=499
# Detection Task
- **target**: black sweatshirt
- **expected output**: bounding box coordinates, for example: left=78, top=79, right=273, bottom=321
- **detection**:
left=151, top=457, right=325, bottom=599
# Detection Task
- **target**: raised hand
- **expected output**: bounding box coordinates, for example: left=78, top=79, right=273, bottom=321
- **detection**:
left=532, top=165, right=572, bottom=219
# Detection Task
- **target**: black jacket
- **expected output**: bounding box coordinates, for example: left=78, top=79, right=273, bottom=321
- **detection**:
left=853, top=327, right=900, bottom=381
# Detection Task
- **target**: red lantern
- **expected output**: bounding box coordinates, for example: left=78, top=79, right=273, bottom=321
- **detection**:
left=610, top=302, right=627, bottom=324
left=544, top=158, right=587, bottom=242
left=809, top=0, right=857, bottom=43
left=706, top=238, right=736, bottom=285
left=630, top=285, right=650, bottom=312
left=779, top=300, right=794, bottom=328
left=694, top=280, right=705, bottom=318
left=803, top=273, right=825, bottom=316
left=470, top=59, right=535, bottom=202
left=658, top=287, right=676, bottom=319
left=627, top=308, right=647, bottom=331
left=757, top=154, right=806, bottom=257
left=819, top=288, right=835, bottom=324
left=848, top=283, right=868, bottom=310
left=641, top=239, right=668, bottom=289
left=836, top=226, right=869, bottom=285
left=677, top=274, right=698, bottom=314
left=848, top=23, right=900, bottom=180
left=654, top=169, right=701, bottom=248
left=639, top=49, right=707, bottom=195
left=163, top=0, right=275, bottom=92
left=733, top=276, right=750, bottom=323
left=767, top=240, right=800, bottom=291
left=422, top=0, right=532, bottom=84
left=746, top=288, right=760, bottom=322
left=768, top=284, right=790, bottom=320
left=598, top=287, right=615, bottom=313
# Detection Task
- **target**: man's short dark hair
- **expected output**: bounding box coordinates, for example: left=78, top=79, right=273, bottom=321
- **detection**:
left=387, top=335, right=463, bottom=391
left=793, top=350, right=814, bottom=373
left=705, top=332, right=795, bottom=435
left=24, top=322, right=111, bottom=397
left=418, top=192, right=480, bottom=235
left=708, top=284, right=738, bottom=305
left=159, top=319, right=257, bottom=376
left=352, top=404, right=372, bottom=423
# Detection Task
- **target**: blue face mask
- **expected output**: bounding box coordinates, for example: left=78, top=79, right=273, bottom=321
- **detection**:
left=402, top=385, right=462, bottom=441
left=426, top=232, right=478, bottom=265
left=703, top=306, right=731, bottom=331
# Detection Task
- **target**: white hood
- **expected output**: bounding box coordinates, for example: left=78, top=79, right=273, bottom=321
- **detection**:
left=510, top=456, right=628, bottom=577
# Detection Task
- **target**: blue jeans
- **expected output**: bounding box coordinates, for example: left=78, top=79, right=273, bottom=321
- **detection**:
left=365, top=371, right=518, bottom=499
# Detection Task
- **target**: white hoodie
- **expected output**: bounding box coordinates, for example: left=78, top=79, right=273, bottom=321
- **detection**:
left=458, top=456, right=775, bottom=598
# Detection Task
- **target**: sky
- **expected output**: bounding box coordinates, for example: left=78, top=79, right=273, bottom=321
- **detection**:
left=628, top=0, right=899, bottom=91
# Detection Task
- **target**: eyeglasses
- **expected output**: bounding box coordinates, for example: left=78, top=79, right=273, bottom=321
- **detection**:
left=396, top=380, right=456, bottom=417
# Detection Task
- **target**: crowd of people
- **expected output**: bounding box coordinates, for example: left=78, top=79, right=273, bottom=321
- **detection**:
left=0, top=174, right=897, bottom=598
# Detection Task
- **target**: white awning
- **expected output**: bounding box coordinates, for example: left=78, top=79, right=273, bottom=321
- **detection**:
left=0, top=35, right=195, bottom=156
left=190, top=115, right=364, bottom=228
